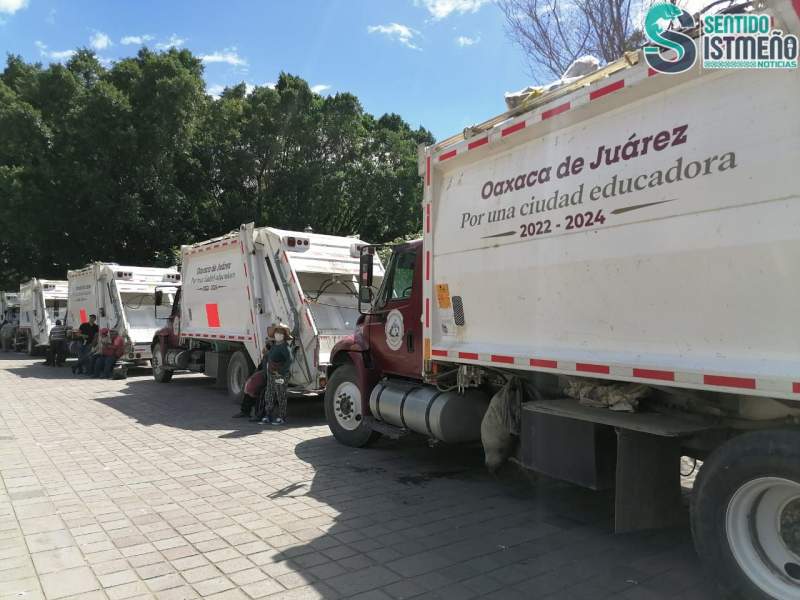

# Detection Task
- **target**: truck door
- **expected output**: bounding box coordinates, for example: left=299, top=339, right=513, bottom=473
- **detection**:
left=365, top=245, right=422, bottom=379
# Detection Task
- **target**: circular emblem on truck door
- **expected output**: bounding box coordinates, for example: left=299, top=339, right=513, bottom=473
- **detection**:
left=385, top=309, right=404, bottom=351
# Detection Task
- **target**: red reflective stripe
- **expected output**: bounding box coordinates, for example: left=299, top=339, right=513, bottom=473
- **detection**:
left=704, top=374, right=756, bottom=389
left=458, top=352, right=479, bottom=360
left=243, top=261, right=248, bottom=277
left=793, top=382, right=800, bottom=394
left=431, top=349, right=447, bottom=357
left=468, top=136, right=489, bottom=150
left=501, top=121, right=526, bottom=137
left=79, top=309, right=88, bottom=324
left=426, top=204, right=431, bottom=233
left=590, top=79, right=624, bottom=100
left=576, top=362, right=610, bottom=374
left=246, top=286, right=251, bottom=300
left=425, top=298, right=430, bottom=328
left=426, top=155, right=431, bottom=186
left=240, top=241, right=244, bottom=253
left=491, top=354, right=514, bottom=364
left=542, top=102, right=570, bottom=120
left=439, top=149, right=457, bottom=162
left=530, top=358, right=557, bottom=369
left=205, top=304, right=220, bottom=328
left=425, top=251, right=430, bottom=281
left=633, top=368, right=675, bottom=381
left=794, top=0, right=800, bottom=18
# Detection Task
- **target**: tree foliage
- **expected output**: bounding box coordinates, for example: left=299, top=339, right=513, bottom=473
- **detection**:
left=0, top=49, right=433, bottom=288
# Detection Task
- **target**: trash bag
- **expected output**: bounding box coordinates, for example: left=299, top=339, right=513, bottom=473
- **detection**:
left=481, top=377, right=525, bottom=473
left=504, top=55, right=600, bottom=110
left=561, top=376, right=650, bottom=412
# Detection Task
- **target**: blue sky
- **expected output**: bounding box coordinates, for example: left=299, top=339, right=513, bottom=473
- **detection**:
left=0, top=0, right=537, bottom=140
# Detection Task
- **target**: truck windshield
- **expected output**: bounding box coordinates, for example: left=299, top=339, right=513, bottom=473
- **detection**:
left=376, top=249, right=415, bottom=308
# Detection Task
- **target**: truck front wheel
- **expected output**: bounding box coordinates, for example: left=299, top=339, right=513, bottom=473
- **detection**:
left=692, top=429, right=800, bottom=600
left=227, top=351, right=253, bottom=400
left=151, top=344, right=173, bottom=383
left=324, top=363, right=380, bottom=447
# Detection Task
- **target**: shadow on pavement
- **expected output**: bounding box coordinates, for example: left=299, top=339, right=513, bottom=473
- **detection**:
left=252, top=435, right=719, bottom=599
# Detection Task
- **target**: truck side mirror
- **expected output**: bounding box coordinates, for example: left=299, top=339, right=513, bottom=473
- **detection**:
left=360, top=251, right=374, bottom=288
left=358, top=251, right=375, bottom=314
left=154, top=290, right=163, bottom=306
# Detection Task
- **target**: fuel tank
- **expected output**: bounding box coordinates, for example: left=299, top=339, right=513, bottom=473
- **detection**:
left=369, top=379, right=488, bottom=443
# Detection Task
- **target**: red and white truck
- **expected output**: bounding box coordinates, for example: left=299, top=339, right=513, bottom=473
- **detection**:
left=152, top=223, right=383, bottom=397
left=324, top=1, right=800, bottom=597
left=17, top=278, right=68, bottom=355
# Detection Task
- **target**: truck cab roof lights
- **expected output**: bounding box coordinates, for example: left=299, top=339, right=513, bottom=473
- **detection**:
left=115, top=271, right=134, bottom=279
left=285, top=236, right=310, bottom=251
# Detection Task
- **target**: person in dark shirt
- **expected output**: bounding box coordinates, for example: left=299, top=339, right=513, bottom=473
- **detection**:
left=260, top=323, right=293, bottom=425
left=73, top=315, right=99, bottom=374
left=79, top=315, right=99, bottom=345
left=232, top=323, right=293, bottom=422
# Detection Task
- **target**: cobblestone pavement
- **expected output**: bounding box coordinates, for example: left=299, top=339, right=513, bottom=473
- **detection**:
left=0, top=354, right=718, bottom=600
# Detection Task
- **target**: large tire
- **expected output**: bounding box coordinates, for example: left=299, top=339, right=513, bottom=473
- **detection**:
left=324, top=363, right=380, bottom=447
left=692, top=429, right=800, bottom=600
left=227, top=350, right=253, bottom=400
left=151, top=344, right=173, bottom=383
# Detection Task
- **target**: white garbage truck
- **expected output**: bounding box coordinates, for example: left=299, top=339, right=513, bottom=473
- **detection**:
left=17, top=279, right=68, bottom=354
left=152, top=223, right=384, bottom=398
left=324, top=0, right=800, bottom=598
left=66, top=263, right=180, bottom=364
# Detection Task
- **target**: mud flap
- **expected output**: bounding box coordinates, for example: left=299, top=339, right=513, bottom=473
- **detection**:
left=614, top=430, right=684, bottom=533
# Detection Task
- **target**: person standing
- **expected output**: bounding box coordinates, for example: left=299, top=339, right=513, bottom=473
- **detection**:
left=261, top=323, right=293, bottom=425
left=45, top=320, right=69, bottom=366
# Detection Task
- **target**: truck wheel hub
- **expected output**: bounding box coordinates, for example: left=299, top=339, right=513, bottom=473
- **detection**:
left=334, top=382, right=361, bottom=431
left=726, top=476, right=800, bottom=598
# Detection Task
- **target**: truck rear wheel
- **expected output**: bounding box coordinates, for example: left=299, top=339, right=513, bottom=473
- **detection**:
left=324, top=363, right=380, bottom=447
left=227, top=351, right=253, bottom=399
left=692, top=430, right=800, bottom=600
left=151, top=344, right=173, bottom=383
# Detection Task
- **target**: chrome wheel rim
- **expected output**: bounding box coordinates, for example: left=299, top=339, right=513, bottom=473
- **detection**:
left=726, top=476, right=800, bottom=598
left=333, top=381, right=361, bottom=431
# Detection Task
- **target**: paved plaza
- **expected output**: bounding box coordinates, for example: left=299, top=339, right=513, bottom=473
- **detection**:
left=0, top=355, right=717, bottom=599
